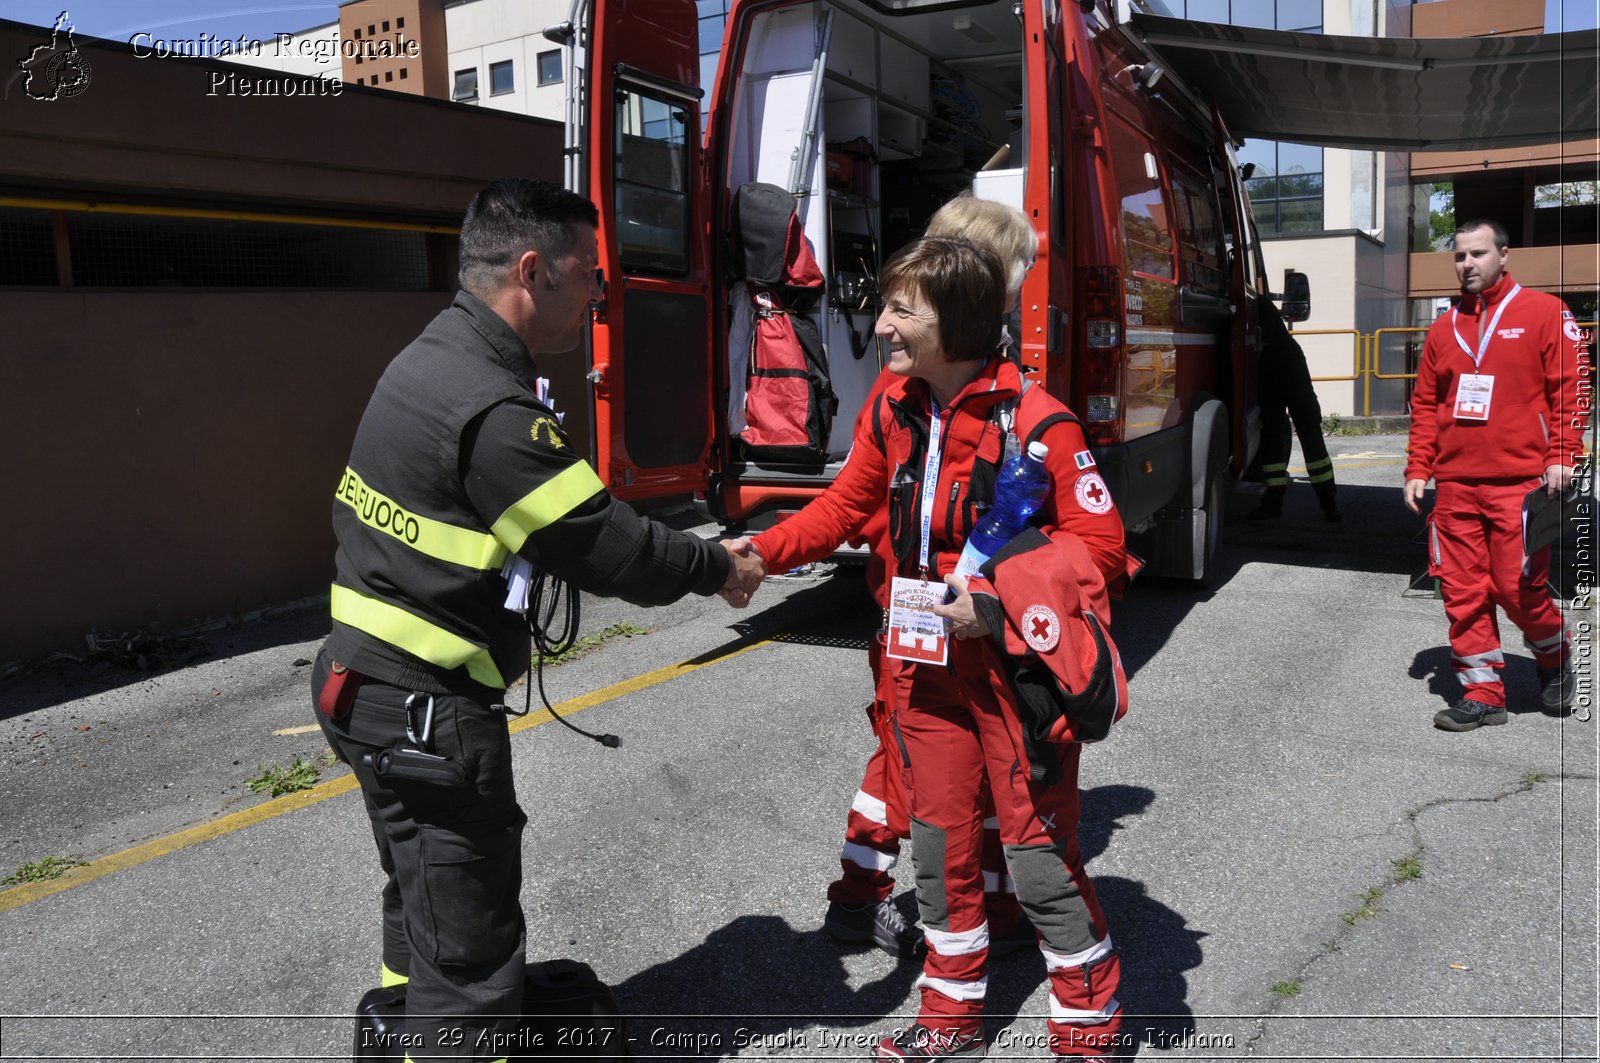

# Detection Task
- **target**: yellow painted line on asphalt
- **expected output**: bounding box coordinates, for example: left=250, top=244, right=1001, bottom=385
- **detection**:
left=271, top=723, right=322, bottom=736
left=505, top=639, right=770, bottom=737
left=0, top=637, right=774, bottom=914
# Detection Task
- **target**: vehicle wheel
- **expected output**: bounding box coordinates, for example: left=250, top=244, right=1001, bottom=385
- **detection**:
left=1194, top=458, right=1228, bottom=587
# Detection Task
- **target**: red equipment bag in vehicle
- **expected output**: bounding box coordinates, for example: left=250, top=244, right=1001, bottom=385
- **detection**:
left=969, top=527, right=1129, bottom=781
left=732, top=182, right=836, bottom=463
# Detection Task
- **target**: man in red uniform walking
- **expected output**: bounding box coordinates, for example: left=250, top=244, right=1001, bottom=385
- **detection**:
left=1404, top=219, right=1587, bottom=730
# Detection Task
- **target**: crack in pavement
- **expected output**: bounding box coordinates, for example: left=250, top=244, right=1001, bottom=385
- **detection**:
left=1240, top=768, right=1594, bottom=1056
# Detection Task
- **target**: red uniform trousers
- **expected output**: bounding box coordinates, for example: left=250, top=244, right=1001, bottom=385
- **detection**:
left=830, top=639, right=1019, bottom=933
left=1432, top=478, right=1570, bottom=707
left=887, top=640, right=1121, bottom=1057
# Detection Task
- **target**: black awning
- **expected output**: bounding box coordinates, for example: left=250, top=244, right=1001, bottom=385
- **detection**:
left=1128, top=14, right=1599, bottom=151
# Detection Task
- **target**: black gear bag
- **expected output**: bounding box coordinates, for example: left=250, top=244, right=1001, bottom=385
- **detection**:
left=354, top=959, right=627, bottom=1061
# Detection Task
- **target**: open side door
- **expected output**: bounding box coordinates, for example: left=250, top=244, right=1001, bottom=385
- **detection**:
left=1213, top=113, right=1263, bottom=477
left=1021, top=0, right=1068, bottom=394
left=577, top=0, right=713, bottom=501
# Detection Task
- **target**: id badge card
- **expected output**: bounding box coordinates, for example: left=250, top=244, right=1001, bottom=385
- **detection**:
left=1454, top=374, right=1494, bottom=421
left=885, top=576, right=949, bottom=666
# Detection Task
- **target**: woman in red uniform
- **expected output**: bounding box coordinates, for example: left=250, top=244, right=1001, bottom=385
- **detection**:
left=822, top=195, right=1042, bottom=960
left=749, top=237, right=1127, bottom=1060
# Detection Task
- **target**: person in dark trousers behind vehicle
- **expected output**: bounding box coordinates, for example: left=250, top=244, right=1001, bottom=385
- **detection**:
left=1405, top=218, right=1584, bottom=732
left=310, top=177, right=765, bottom=1061
left=1250, top=297, right=1340, bottom=522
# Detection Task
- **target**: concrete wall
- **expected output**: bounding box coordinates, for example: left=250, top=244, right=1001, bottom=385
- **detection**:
left=1263, top=234, right=1367, bottom=416
left=1411, top=244, right=1600, bottom=298
left=446, top=0, right=569, bottom=121
left=0, top=19, right=564, bottom=662
left=1411, top=0, right=1544, bottom=36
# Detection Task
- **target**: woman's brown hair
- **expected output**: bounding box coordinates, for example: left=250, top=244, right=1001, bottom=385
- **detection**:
left=878, top=236, right=1006, bottom=363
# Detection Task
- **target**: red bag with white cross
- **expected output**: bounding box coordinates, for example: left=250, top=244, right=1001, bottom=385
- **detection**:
left=968, top=526, right=1129, bottom=765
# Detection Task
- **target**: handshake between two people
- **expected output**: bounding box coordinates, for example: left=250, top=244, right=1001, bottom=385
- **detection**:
left=716, top=537, right=766, bottom=608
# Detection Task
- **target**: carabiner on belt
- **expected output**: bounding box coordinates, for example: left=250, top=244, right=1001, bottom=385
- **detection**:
left=404, top=693, right=436, bottom=751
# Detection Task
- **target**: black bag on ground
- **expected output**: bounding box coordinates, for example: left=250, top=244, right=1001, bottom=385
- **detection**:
left=354, top=959, right=627, bottom=1061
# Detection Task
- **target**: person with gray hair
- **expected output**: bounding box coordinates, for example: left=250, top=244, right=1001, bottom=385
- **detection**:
left=313, top=177, right=764, bottom=1058
left=924, top=193, right=1039, bottom=307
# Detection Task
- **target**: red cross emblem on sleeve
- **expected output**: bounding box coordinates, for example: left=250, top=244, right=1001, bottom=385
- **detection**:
left=1022, top=604, right=1061, bottom=651
left=1075, top=471, right=1114, bottom=514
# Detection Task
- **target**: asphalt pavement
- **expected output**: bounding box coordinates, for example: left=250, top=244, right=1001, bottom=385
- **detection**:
left=0, top=434, right=1595, bottom=1062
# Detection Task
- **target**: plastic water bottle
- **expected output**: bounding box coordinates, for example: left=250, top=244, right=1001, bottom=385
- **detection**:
left=953, top=441, right=1051, bottom=580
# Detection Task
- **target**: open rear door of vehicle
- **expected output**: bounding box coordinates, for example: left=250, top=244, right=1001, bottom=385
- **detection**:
left=573, top=0, right=714, bottom=502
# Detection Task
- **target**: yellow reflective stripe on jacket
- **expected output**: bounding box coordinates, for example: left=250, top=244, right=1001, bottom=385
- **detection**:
left=335, top=467, right=508, bottom=571
left=330, top=585, right=506, bottom=689
left=380, top=963, right=409, bottom=987
left=490, top=461, right=606, bottom=553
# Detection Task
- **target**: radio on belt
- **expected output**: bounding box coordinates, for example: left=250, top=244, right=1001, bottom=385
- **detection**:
left=362, top=693, right=467, bottom=787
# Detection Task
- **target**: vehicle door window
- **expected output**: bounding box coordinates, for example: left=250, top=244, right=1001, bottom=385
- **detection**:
left=614, top=88, right=691, bottom=275
left=1170, top=162, right=1227, bottom=293
left=1108, top=115, right=1174, bottom=283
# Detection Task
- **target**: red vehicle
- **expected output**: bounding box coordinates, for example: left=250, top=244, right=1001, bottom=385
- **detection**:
left=556, top=0, right=1306, bottom=582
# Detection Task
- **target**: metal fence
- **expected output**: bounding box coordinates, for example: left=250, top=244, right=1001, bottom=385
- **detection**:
left=1304, top=323, right=1597, bottom=417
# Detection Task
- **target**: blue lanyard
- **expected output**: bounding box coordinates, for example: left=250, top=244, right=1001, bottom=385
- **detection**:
left=1451, top=284, right=1520, bottom=369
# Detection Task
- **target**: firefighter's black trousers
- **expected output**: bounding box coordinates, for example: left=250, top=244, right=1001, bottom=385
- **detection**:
left=313, top=650, right=527, bottom=1061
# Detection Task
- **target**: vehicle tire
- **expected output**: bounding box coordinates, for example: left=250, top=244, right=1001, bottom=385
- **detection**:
left=1181, top=397, right=1229, bottom=587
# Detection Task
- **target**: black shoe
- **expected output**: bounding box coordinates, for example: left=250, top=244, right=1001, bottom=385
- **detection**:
left=1248, top=502, right=1282, bottom=520
left=874, top=1023, right=987, bottom=1061
left=1433, top=699, right=1508, bottom=731
left=824, top=899, right=924, bottom=957
left=1321, top=503, right=1342, bottom=523
left=1538, top=664, right=1577, bottom=715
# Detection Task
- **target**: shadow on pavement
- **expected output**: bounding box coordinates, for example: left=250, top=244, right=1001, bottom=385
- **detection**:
left=0, top=602, right=330, bottom=720
left=983, top=784, right=1202, bottom=1058
left=1409, top=643, right=1559, bottom=717
left=611, top=913, right=918, bottom=1058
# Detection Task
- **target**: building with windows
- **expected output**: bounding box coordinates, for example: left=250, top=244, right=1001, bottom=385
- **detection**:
left=1405, top=0, right=1597, bottom=323
left=444, top=0, right=570, bottom=119
left=236, top=0, right=571, bottom=118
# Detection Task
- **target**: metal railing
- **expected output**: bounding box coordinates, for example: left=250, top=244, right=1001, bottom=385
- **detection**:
left=1302, top=323, right=1596, bottom=417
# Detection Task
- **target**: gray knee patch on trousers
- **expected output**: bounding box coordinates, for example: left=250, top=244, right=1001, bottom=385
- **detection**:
left=1005, top=840, right=1099, bottom=955
left=909, top=816, right=951, bottom=932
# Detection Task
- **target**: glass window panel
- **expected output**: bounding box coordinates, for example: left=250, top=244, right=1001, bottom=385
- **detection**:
left=698, top=15, right=725, bottom=51
left=1277, top=171, right=1323, bottom=199
left=1187, top=0, right=1229, bottom=20
left=1278, top=141, right=1322, bottom=175
left=699, top=52, right=720, bottom=111
left=696, top=0, right=727, bottom=15
left=452, top=68, right=478, bottom=101
left=537, top=50, right=562, bottom=86
left=1277, top=0, right=1321, bottom=31
left=1245, top=175, right=1277, bottom=203
left=1236, top=138, right=1276, bottom=174
left=489, top=60, right=514, bottom=95
left=1278, top=196, right=1322, bottom=233
left=1232, top=0, right=1275, bottom=28
left=1109, top=117, right=1174, bottom=280
left=616, top=90, right=691, bottom=274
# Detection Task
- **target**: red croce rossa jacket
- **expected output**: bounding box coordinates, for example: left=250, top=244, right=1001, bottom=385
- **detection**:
left=752, top=358, right=1127, bottom=603
left=1406, top=272, right=1589, bottom=485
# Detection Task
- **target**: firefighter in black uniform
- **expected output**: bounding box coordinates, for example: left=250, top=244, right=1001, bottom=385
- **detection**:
left=311, top=178, right=765, bottom=1061
left=1251, top=298, right=1340, bottom=521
